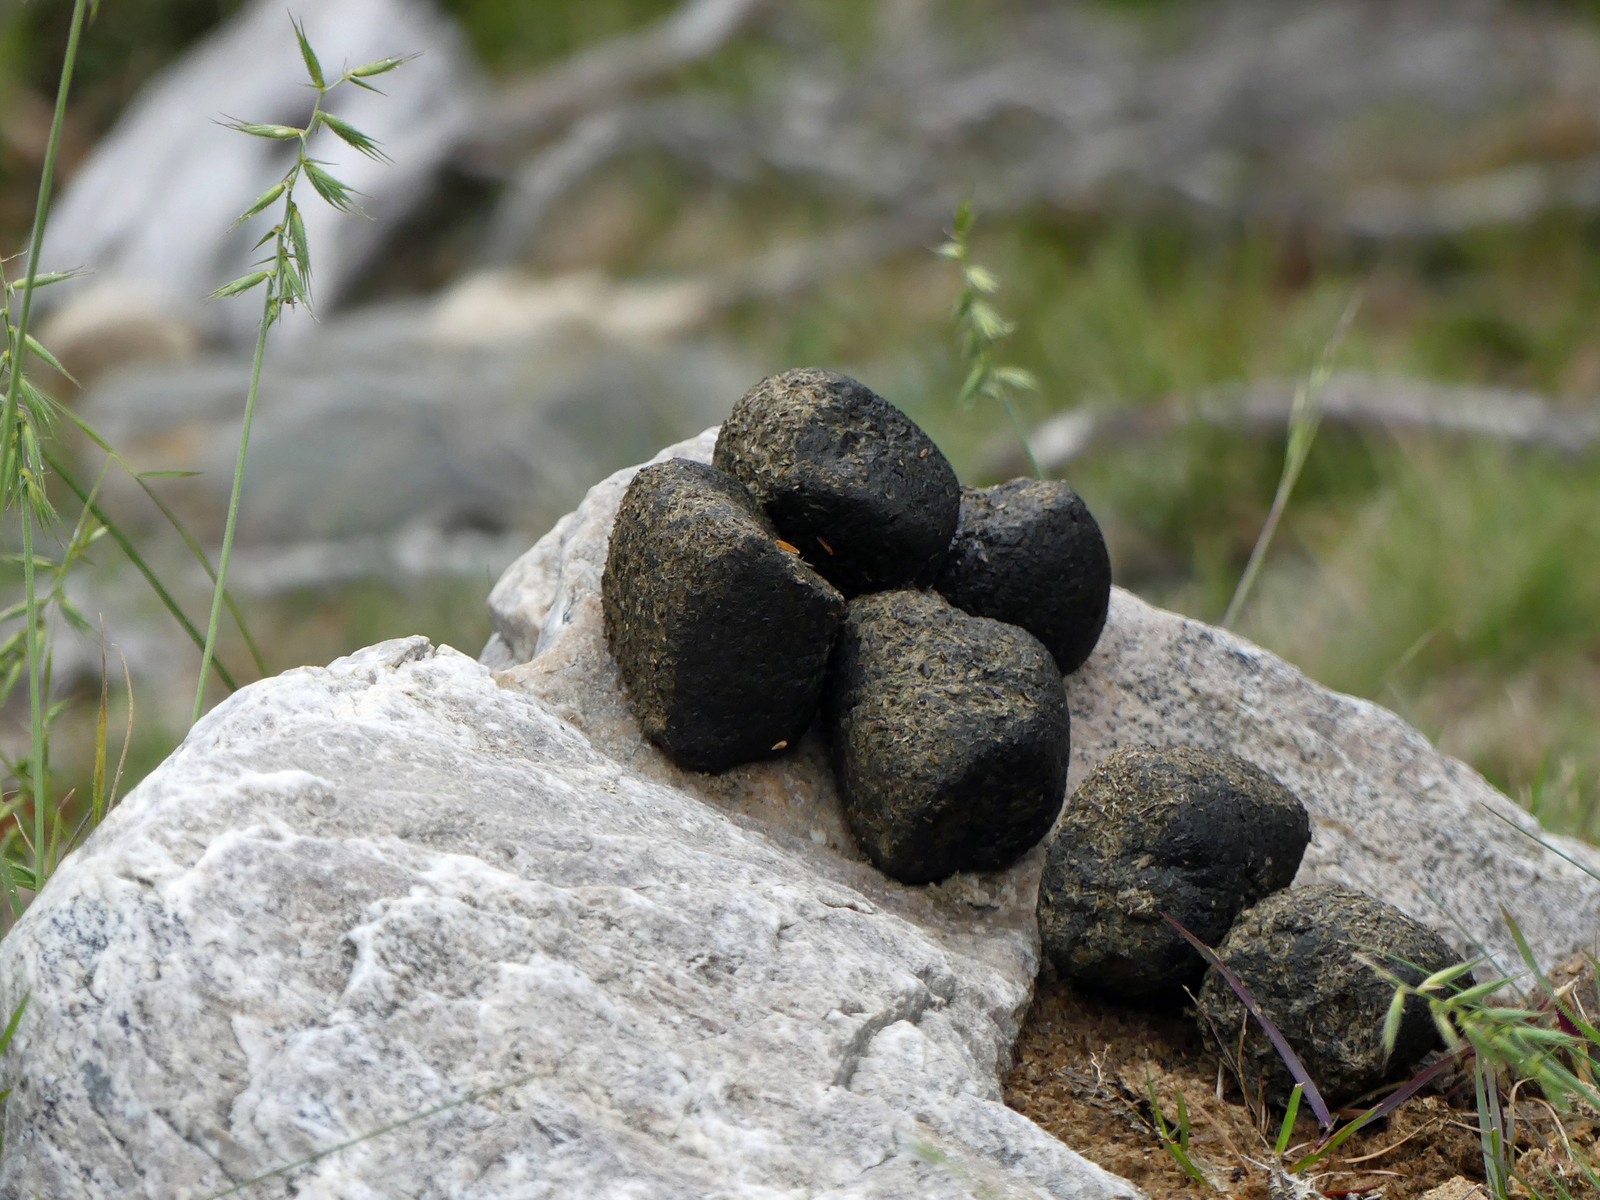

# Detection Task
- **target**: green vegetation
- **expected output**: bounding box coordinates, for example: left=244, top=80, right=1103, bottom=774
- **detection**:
left=193, top=22, right=407, bottom=719
left=437, top=0, right=680, bottom=73
left=938, top=200, right=1044, bottom=479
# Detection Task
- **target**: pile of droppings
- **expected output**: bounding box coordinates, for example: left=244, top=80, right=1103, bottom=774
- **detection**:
left=1039, top=745, right=1311, bottom=1003
left=599, top=364, right=1483, bottom=1174
left=1037, top=744, right=1462, bottom=1109
left=603, top=366, right=1109, bottom=883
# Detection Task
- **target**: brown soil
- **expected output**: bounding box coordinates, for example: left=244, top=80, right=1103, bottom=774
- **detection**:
left=1004, top=975, right=1599, bottom=1199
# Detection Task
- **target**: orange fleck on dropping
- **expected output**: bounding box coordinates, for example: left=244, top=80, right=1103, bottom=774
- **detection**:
left=919, top=448, right=928, bottom=457
left=776, top=539, right=800, bottom=554
left=816, top=536, right=834, bottom=555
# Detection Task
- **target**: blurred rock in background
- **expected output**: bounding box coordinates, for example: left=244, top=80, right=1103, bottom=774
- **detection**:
left=35, top=0, right=481, bottom=352
left=8, top=0, right=1600, bottom=829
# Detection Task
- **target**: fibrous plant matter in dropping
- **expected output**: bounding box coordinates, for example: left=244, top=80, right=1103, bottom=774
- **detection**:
left=713, top=368, right=960, bottom=597
left=1037, top=745, right=1309, bottom=1003
left=602, top=458, right=845, bottom=772
left=1196, top=884, right=1462, bottom=1107
left=826, top=589, right=1070, bottom=884
left=936, top=479, right=1112, bottom=674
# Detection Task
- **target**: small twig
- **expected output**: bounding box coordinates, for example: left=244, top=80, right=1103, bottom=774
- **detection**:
left=1338, top=1117, right=1445, bottom=1164
left=468, top=0, right=771, bottom=153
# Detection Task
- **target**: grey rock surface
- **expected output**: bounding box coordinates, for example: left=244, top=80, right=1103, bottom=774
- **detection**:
left=0, top=635, right=1139, bottom=1199
left=76, top=306, right=754, bottom=550
left=487, top=428, right=1600, bottom=982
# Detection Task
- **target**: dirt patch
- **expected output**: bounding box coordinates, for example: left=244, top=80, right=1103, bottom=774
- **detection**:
left=1003, top=975, right=1597, bottom=1199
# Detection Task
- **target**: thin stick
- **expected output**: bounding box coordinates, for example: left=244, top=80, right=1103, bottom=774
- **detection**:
left=200, top=1070, right=541, bottom=1199
left=1338, top=1117, right=1444, bottom=1164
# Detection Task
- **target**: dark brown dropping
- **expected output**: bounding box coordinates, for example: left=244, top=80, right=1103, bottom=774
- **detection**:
left=712, top=368, right=959, bottom=596
left=936, top=479, right=1112, bottom=673
left=1196, top=885, right=1462, bottom=1106
left=1038, top=745, right=1310, bottom=1003
left=826, top=589, right=1070, bottom=884
left=601, top=458, right=845, bottom=772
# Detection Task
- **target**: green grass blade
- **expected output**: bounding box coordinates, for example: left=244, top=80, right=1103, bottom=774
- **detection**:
left=0, top=0, right=89, bottom=482
left=0, top=994, right=27, bottom=1056
left=304, top=163, right=357, bottom=213
left=1275, top=1083, right=1304, bottom=1155
left=1381, top=987, right=1407, bottom=1057
left=1144, top=1076, right=1210, bottom=1189
left=232, top=181, right=286, bottom=226
left=292, top=17, right=326, bottom=89
left=22, top=333, right=74, bottom=384
left=194, top=288, right=273, bottom=721
left=221, top=121, right=302, bottom=141
left=348, top=55, right=411, bottom=78
left=1222, top=288, right=1362, bottom=629
left=41, top=447, right=241, bottom=692
left=211, top=269, right=274, bottom=299
left=288, top=204, right=310, bottom=280
left=0, top=854, right=26, bottom=920
left=1291, top=1053, right=1459, bottom=1172
left=1482, top=803, right=1600, bottom=887
left=53, top=405, right=267, bottom=671
left=92, top=629, right=107, bottom=827
left=321, top=113, right=389, bottom=162
left=21, top=507, right=48, bottom=885
left=7, top=270, right=76, bottom=292
left=107, top=646, right=133, bottom=811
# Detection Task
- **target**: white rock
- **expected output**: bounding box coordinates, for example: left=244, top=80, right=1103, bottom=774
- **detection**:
left=487, top=427, right=1600, bottom=982
left=10, top=429, right=1600, bottom=1197
left=0, top=641, right=1135, bottom=1196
